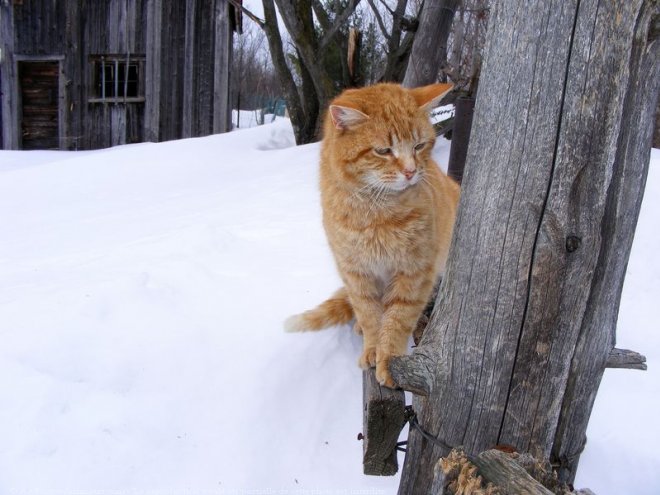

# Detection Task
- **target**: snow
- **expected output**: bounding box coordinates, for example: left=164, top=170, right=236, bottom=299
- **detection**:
left=0, top=119, right=658, bottom=494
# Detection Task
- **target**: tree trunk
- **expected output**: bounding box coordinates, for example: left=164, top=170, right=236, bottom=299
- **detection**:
left=261, top=0, right=309, bottom=144
left=392, top=1, right=659, bottom=493
left=402, top=0, right=460, bottom=87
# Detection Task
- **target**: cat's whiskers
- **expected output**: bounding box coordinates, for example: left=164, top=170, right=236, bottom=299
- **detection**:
left=366, top=182, right=386, bottom=216
left=366, top=180, right=393, bottom=215
left=349, top=181, right=381, bottom=208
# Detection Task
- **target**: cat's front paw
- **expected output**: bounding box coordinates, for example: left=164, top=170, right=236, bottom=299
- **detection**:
left=358, top=347, right=377, bottom=369
left=375, top=354, right=397, bottom=388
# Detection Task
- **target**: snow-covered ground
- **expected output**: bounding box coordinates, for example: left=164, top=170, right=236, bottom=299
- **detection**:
left=0, top=119, right=657, bottom=494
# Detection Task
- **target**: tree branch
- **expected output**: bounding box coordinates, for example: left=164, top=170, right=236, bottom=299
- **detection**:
left=366, top=0, right=392, bottom=41
left=226, top=0, right=265, bottom=29
left=319, top=0, right=362, bottom=50
left=606, top=348, right=647, bottom=370
left=389, top=351, right=437, bottom=396
left=377, top=0, right=395, bottom=15
left=312, top=0, right=331, bottom=30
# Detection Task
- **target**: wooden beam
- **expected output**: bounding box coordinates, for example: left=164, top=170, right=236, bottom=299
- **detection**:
left=362, top=368, right=405, bottom=476
left=472, top=450, right=554, bottom=495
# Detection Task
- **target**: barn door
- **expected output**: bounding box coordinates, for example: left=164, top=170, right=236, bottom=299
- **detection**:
left=18, top=61, right=60, bottom=150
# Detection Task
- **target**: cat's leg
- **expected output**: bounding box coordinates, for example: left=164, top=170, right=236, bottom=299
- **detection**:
left=342, top=271, right=383, bottom=369
left=376, top=269, right=435, bottom=387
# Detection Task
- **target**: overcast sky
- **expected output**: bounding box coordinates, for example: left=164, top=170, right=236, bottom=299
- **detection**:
left=243, top=1, right=264, bottom=20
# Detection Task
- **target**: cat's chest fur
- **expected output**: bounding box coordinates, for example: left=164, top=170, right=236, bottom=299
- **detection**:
left=322, top=188, right=431, bottom=276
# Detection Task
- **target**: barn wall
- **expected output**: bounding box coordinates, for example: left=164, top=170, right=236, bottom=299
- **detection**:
left=1, top=0, right=233, bottom=151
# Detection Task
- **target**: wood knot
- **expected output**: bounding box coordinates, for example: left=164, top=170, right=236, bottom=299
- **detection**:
left=565, top=235, right=581, bottom=253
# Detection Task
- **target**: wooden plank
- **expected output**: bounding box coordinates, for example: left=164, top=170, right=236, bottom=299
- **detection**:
left=194, top=0, right=216, bottom=136
left=144, top=0, right=161, bottom=142
left=157, top=0, right=186, bottom=141
left=213, top=0, right=232, bottom=134
left=1, top=1, right=18, bottom=149
left=362, top=368, right=405, bottom=476
left=63, top=0, right=83, bottom=149
left=182, top=0, right=196, bottom=138
left=472, top=450, right=554, bottom=495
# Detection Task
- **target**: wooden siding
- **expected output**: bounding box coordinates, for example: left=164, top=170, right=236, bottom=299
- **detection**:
left=157, top=0, right=186, bottom=141
left=1, top=1, right=18, bottom=149
left=157, top=0, right=232, bottom=141
left=214, top=0, right=232, bottom=133
left=0, top=60, right=4, bottom=149
left=12, top=0, right=67, bottom=55
left=1, top=0, right=234, bottom=151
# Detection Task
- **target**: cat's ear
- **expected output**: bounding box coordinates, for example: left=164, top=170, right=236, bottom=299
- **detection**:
left=410, top=83, right=454, bottom=111
left=329, top=105, right=370, bottom=130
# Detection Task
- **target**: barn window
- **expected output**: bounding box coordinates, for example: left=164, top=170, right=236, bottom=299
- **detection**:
left=89, top=55, right=145, bottom=103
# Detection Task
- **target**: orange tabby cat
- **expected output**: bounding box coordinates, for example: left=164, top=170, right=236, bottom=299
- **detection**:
left=285, top=83, right=460, bottom=388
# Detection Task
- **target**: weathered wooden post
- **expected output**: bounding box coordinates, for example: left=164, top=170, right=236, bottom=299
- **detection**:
left=390, top=0, right=659, bottom=492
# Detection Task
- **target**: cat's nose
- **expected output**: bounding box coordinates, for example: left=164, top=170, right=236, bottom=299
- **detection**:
left=403, top=169, right=416, bottom=180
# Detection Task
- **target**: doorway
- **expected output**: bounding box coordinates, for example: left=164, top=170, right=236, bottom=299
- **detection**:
left=18, top=60, right=60, bottom=150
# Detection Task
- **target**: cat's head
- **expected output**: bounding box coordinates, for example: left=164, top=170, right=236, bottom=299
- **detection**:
left=323, top=83, right=452, bottom=193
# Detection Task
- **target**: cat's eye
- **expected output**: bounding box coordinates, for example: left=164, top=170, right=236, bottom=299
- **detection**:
left=374, top=147, right=392, bottom=156
left=414, top=142, right=426, bottom=152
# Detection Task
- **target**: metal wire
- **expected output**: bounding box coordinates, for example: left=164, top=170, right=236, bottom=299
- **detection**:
left=403, top=405, right=476, bottom=463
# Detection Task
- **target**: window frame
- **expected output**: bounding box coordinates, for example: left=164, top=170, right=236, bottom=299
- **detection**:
left=88, top=55, right=146, bottom=104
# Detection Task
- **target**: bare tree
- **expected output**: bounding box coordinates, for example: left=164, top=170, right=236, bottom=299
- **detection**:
left=228, top=0, right=363, bottom=143
left=231, top=0, right=429, bottom=143
left=231, top=21, right=279, bottom=117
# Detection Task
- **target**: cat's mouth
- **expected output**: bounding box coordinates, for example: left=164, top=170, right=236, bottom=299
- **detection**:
left=387, top=173, right=421, bottom=191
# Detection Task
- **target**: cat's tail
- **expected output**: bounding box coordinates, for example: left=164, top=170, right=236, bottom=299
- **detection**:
left=284, top=287, right=354, bottom=332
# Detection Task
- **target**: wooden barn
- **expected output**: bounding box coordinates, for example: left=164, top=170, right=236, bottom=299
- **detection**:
left=0, top=0, right=240, bottom=150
